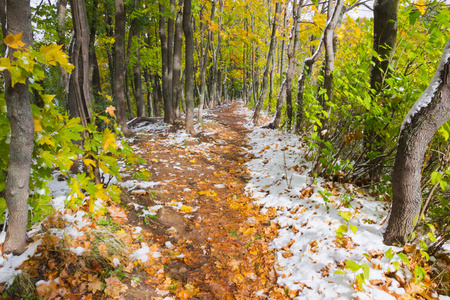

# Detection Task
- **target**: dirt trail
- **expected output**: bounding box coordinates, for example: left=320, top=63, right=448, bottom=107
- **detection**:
left=122, top=102, right=292, bottom=299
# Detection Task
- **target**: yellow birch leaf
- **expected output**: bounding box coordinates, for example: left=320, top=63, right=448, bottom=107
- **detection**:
left=83, top=158, right=97, bottom=168
left=4, top=33, right=25, bottom=49
left=180, top=205, right=193, bottom=213
left=414, top=0, right=426, bottom=14
left=33, top=115, right=42, bottom=131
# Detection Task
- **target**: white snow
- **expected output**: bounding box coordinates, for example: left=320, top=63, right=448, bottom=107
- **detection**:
left=402, top=39, right=450, bottom=130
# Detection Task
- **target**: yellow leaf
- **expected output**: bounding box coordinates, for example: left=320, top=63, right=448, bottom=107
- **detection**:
left=41, top=94, right=55, bottom=104
left=106, top=105, right=116, bottom=118
left=0, top=57, right=10, bottom=71
left=83, top=158, right=97, bottom=168
left=414, top=0, right=426, bottom=14
left=198, top=190, right=217, bottom=197
left=189, top=159, right=196, bottom=163
left=4, top=33, right=25, bottom=49
left=33, top=115, right=42, bottom=131
left=180, top=205, right=193, bottom=213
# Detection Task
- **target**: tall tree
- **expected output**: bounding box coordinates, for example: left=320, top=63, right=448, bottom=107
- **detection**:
left=114, top=0, right=132, bottom=136
left=266, top=0, right=302, bottom=129
left=56, top=0, right=69, bottom=93
left=67, top=0, right=92, bottom=127
left=364, top=0, right=400, bottom=181
left=252, top=1, right=280, bottom=125
left=198, top=0, right=216, bottom=123
left=159, top=0, right=176, bottom=124
left=172, top=0, right=184, bottom=120
left=183, top=0, right=195, bottom=135
left=131, top=0, right=145, bottom=117
left=384, top=39, right=450, bottom=245
left=1, top=0, right=34, bottom=254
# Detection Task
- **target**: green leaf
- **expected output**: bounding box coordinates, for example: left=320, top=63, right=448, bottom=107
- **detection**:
left=392, top=261, right=400, bottom=270
left=420, top=250, right=429, bottom=261
left=431, top=171, right=442, bottom=184
left=362, top=264, right=370, bottom=279
left=339, top=211, right=352, bottom=222
left=356, top=273, right=365, bottom=291
left=440, top=180, right=447, bottom=191
left=230, top=230, right=238, bottom=238
left=384, top=247, right=394, bottom=260
left=427, top=231, right=437, bottom=243
left=398, top=253, right=410, bottom=265
left=334, top=270, right=345, bottom=276
left=350, top=224, right=358, bottom=234
left=419, top=240, right=428, bottom=251
left=345, top=260, right=361, bottom=272
left=414, top=265, right=426, bottom=283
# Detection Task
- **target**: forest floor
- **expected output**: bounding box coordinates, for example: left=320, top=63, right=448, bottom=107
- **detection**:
left=0, top=101, right=449, bottom=300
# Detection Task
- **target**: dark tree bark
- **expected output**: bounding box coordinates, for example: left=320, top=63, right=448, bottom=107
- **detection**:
left=183, top=0, right=195, bottom=135
left=159, top=1, right=176, bottom=124
left=144, top=68, right=154, bottom=117
left=114, top=0, right=132, bottom=136
left=252, top=1, right=280, bottom=125
left=364, top=0, right=400, bottom=181
left=130, top=0, right=144, bottom=117
left=384, top=40, right=450, bottom=245
left=87, top=0, right=102, bottom=101
left=172, top=0, right=184, bottom=120
left=1, top=0, right=34, bottom=254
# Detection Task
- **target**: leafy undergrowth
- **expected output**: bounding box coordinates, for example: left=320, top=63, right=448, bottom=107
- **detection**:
left=1, top=101, right=450, bottom=299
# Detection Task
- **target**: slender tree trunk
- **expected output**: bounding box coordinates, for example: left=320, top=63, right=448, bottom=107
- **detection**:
left=210, top=0, right=223, bottom=108
left=67, top=0, right=92, bottom=126
left=56, top=0, right=69, bottom=93
left=295, top=0, right=343, bottom=133
left=172, top=0, right=183, bottom=120
left=88, top=0, right=102, bottom=102
left=130, top=1, right=144, bottom=117
left=268, top=50, right=275, bottom=113
left=253, top=2, right=280, bottom=125
left=364, top=0, right=400, bottom=182
left=1, top=0, right=34, bottom=255
left=114, top=0, right=132, bottom=136
left=267, top=0, right=302, bottom=130
left=384, top=39, right=450, bottom=245
left=144, top=69, right=154, bottom=117
left=183, top=0, right=195, bottom=135
left=198, top=0, right=216, bottom=123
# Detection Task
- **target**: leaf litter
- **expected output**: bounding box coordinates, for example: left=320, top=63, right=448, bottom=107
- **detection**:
left=0, top=102, right=449, bottom=299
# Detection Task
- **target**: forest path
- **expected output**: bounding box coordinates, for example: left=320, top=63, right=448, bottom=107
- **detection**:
left=121, top=102, right=291, bottom=299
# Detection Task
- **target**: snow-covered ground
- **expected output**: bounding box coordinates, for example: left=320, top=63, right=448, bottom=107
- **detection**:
left=237, top=101, right=447, bottom=299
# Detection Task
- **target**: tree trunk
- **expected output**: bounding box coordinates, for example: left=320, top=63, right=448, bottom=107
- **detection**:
left=172, top=0, right=184, bottom=120
left=159, top=1, right=175, bottom=124
left=295, top=0, right=343, bottom=133
left=198, top=0, right=216, bottom=123
left=144, top=68, right=154, bottom=117
left=56, top=0, right=69, bottom=93
left=266, top=0, right=302, bottom=130
left=183, top=0, right=195, bottom=135
left=253, top=1, right=280, bottom=125
left=384, top=39, right=450, bottom=245
left=364, top=0, right=400, bottom=182
left=130, top=0, right=144, bottom=117
left=67, top=0, right=93, bottom=126
left=114, top=0, right=132, bottom=136
left=210, top=0, right=223, bottom=108
left=1, top=0, right=33, bottom=255
left=88, top=0, right=102, bottom=102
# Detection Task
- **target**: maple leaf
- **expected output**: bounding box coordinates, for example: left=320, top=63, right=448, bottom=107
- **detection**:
left=88, top=279, right=103, bottom=294
left=106, top=105, right=116, bottom=118
left=180, top=205, right=193, bottom=213
left=4, top=32, right=25, bottom=49
left=107, top=206, right=128, bottom=224
left=104, top=276, right=128, bottom=298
